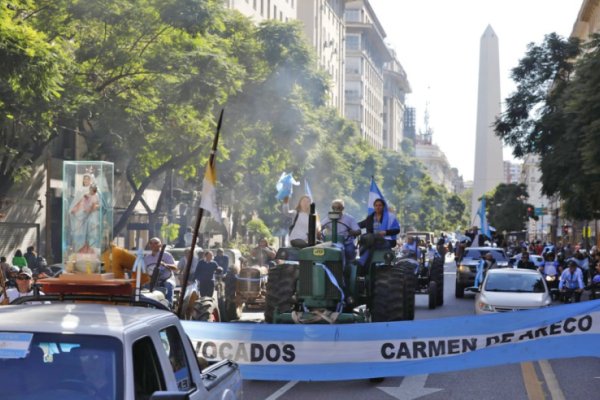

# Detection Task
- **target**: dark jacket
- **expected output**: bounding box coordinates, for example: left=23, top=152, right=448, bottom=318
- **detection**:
left=516, top=259, right=536, bottom=270
left=358, top=213, right=400, bottom=237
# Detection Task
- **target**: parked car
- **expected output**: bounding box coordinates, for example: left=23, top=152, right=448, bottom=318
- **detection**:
left=455, top=247, right=509, bottom=298
left=471, top=268, right=552, bottom=315
left=0, top=303, right=243, bottom=399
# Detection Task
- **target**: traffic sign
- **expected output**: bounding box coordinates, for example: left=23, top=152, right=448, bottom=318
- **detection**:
left=534, top=207, right=548, bottom=216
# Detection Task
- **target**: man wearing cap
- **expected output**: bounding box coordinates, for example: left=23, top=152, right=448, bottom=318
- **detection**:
left=559, top=261, right=585, bottom=302
left=0, top=267, right=45, bottom=303
left=320, top=199, right=361, bottom=263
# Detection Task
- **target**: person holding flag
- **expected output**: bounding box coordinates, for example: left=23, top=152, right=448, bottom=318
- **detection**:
left=357, top=178, right=400, bottom=267
left=359, top=198, right=400, bottom=250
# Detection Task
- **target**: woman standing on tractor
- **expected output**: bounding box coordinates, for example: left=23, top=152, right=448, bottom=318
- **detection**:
left=282, top=195, right=320, bottom=248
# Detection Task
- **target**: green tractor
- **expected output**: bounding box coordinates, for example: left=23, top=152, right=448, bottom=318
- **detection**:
left=264, top=205, right=415, bottom=324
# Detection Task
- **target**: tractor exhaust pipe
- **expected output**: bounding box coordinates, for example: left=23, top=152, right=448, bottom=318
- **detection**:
left=308, top=203, right=316, bottom=246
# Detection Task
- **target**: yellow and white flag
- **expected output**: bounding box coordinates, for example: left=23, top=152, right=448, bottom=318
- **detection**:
left=200, top=156, right=221, bottom=222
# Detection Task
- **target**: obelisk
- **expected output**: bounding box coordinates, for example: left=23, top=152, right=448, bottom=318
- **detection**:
left=471, top=25, right=504, bottom=224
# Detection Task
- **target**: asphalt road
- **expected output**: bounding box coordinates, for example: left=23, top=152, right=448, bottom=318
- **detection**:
left=241, top=256, right=600, bottom=400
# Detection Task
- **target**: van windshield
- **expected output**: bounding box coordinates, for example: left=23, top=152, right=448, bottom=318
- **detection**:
left=0, top=332, right=123, bottom=400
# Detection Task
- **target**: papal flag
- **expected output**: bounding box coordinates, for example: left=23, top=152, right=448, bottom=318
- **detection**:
left=200, top=155, right=221, bottom=222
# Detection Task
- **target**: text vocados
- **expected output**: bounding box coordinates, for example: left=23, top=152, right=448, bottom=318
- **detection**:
left=194, top=341, right=296, bottom=363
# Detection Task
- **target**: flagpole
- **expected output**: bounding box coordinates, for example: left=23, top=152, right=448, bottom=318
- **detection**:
left=176, top=109, right=224, bottom=319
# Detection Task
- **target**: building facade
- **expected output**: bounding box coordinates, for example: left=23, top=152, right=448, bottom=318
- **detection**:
left=520, top=154, right=555, bottom=241
left=415, top=133, right=456, bottom=193
left=572, top=0, right=600, bottom=40
left=343, top=0, right=392, bottom=149
left=297, top=0, right=346, bottom=113
left=403, top=106, right=417, bottom=143
left=503, top=161, right=522, bottom=184
left=383, top=49, right=411, bottom=152
left=225, top=0, right=297, bottom=22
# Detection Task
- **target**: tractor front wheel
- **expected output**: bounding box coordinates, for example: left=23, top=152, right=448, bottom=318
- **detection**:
left=264, top=264, right=296, bottom=323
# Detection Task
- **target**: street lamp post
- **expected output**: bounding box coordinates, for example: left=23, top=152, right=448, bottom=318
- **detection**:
left=540, top=203, right=545, bottom=242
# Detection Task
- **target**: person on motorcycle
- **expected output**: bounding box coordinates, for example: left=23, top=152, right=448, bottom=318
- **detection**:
left=144, top=237, right=177, bottom=306
left=250, top=238, right=276, bottom=268
left=559, top=260, right=584, bottom=303
left=516, top=251, right=536, bottom=270
left=320, top=199, right=361, bottom=263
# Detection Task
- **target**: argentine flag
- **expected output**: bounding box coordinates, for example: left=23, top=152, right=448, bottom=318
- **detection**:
left=367, top=177, right=385, bottom=214
left=478, top=197, right=491, bottom=239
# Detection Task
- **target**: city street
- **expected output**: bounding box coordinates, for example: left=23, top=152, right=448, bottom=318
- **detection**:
left=242, top=256, right=600, bottom=399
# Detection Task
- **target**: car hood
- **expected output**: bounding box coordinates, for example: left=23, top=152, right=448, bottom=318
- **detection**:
left=480, top=291, right=550, bottom=307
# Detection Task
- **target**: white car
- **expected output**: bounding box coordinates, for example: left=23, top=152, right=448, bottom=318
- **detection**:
left=474, top=268, right=552, bottom=315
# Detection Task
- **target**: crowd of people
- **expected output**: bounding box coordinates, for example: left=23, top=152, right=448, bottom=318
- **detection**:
left=453, top=226, right=600, bottom=303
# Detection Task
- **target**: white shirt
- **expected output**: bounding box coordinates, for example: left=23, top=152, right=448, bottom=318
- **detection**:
left=283, top=203, right=320, bottom=242
left=1, top=288, right=47, bottom=304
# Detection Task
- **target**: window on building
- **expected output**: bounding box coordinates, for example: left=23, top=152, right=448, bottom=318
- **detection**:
left=345, top=81, right=361, bottom=101
left=346, top=34, right=359, bottom=50
left=346, top=57, right=361, bottom=75
left=345, top=104, right=361, bottom=120
left=345, top=9, right=360, bottom=22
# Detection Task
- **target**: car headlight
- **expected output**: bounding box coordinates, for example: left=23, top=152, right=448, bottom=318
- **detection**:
left=478, top=301, right=495, bottom=312
left=458, top=265, right=470, bottom=273
left=546, top=275, right=556, bottom=282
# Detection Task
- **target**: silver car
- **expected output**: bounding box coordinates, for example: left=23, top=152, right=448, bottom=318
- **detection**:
left=474, top=268, right=552, bottom=314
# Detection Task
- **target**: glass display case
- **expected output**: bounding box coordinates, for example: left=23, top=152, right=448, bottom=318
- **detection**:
left=62, top=161, right=113, bottom=273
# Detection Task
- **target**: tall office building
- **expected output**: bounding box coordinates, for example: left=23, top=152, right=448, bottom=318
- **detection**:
left=344, top=0, right=392, bottom=149
left=297, top=0, right=346, bottom=113
left=224, top=0, right=297, bottom=22
left=383, top=49, right=411, bottom=152
left=471, top=25, right=504, bottom=223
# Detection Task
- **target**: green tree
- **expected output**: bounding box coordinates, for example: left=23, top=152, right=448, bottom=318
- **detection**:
left=0, top=0, right=68, bottom=193
left=486, top=183, right=531, bottom=233
left=495, top=33, right=600, bottom=220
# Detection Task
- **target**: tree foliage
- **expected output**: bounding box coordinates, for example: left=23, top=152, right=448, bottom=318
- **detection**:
left=486, top=183, right=532, bottom=233
left=1, top=0, right=467, bottom=241
left=495, top=33, right=600, bottom=220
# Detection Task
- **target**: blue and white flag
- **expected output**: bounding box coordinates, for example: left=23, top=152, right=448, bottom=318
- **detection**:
left=304, top=179, right=313, bottom=202
left=275, top=172, right=299, bottom=201
left=182, top=300, right=600, bottom=381
left=478, top=197, right=492, bottom=239
left=367, top=177, right=384, bottom=215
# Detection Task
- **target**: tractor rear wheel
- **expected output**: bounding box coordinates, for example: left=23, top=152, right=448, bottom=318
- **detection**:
left=264, top=263, right=296, bottom=323
left=430, top=257, right=444, bottom=306
left=192, top=296, right=220, bottom=322
left=372, top=263, right=415, bottom=322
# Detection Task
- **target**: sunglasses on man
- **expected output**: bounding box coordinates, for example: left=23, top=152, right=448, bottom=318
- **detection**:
left=17, top=276, right=32, bottom=281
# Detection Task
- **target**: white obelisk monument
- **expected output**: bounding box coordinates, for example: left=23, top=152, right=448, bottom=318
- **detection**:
left=472, top=25, right=504, bottom=224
